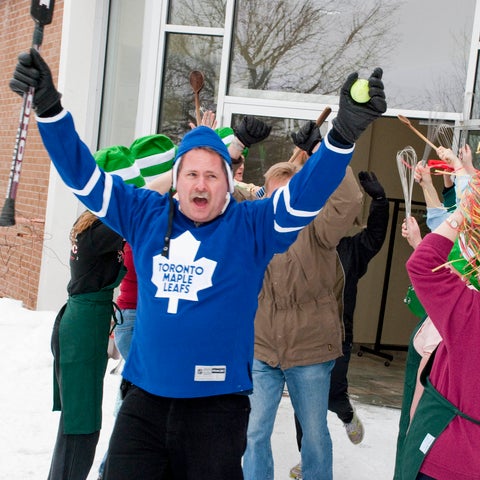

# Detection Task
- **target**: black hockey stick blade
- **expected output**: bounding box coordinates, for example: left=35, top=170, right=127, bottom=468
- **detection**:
left=0, top=198, right=16, bottom=227
left=31, top=0, right=55, bottom=25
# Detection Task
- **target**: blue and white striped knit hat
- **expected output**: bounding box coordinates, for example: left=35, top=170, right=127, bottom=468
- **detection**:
left=172, top=126, right=234, bottom=193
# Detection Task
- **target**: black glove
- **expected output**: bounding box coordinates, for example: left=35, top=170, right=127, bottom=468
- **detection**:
left=290, top=121, right=322, bottom=156
left=358, top=171, right=386, bottom=200
left=10, top=48, right=62, bottom=117
left=234, top=116, right=272, bottom=148
left=332, top=67, right=386, bottom=144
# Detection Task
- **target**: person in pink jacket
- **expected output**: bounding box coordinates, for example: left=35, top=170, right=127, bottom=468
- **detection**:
left=402, top=172, right=480, bottom=480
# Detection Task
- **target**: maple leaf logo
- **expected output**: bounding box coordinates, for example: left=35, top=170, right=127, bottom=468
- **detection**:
left=151, top=231, right=217, bottom=313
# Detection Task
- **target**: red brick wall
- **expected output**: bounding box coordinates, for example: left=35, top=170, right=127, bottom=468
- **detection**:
left=0, top=0, right=63, bottom=308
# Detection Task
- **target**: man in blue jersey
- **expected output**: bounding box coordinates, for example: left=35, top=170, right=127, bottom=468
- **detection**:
left=10, top=49, right=386, bottom=480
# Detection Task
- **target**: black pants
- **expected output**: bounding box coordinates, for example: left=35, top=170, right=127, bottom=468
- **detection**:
left=295, top=342, right=354, bottom=450
left=104, top=385, right=250, bottom=480
left=328, top=341, right=354, bottom=423
left=49, top=309, right=100, bottom=480
left=47, top=414, right=100, bottom=480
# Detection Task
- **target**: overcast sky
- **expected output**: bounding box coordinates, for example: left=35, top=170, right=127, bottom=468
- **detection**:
left=384, top=0, right=476, bottom=111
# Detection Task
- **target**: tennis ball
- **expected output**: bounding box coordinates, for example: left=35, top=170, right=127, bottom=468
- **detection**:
left=350, top=78, right=370, bottom=103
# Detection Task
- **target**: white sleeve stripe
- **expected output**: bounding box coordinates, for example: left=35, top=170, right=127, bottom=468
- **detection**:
left=68, top=169, right=113, bottom=218
left=272, top=187, right=280, bottom=210
left=323, top=134, right=355, bottom=154
left=35, top=109, right=69, bottom=123
left=85, top=173, right=113, bottom=218
left=69, top=166, right=102, bottom=196
left=273, top=184, right=322, bottom=217
left=274, top=220, right=305, bottom=233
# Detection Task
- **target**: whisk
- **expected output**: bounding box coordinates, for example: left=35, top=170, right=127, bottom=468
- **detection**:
left=396, top=146, right=418, bottom=219
left=434, top=123, right=456, bottom=150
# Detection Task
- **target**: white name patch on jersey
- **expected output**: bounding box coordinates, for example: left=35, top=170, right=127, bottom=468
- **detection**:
left=194, top=365, right=227, bottom=382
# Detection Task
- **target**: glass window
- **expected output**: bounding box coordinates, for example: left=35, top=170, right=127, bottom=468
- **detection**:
left=99, top=0, right=145, bottom=148
left=229, top=0, right=476, bottom=113
left=158, top=33, right=223, bottom=142
left=466, top=131, right=480, bottom=169
left=472, top=55, right=480, bottom=120
left=168, top=0, right=226, bottom=27
left=230, top=114, right=319, bottom=188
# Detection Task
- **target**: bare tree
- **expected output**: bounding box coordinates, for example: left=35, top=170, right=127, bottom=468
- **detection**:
left=231, top=0, right=400, bottom=94
left=159, top=0, right=401, bottom=137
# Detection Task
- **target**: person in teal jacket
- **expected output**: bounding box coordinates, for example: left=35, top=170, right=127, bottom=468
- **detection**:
left=9, top=49, right=386, bottom=480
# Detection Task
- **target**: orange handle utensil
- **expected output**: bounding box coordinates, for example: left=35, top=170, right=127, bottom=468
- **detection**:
left=189, top=71, right=205, bottom=126
left=288, top=106, right=332, bottom=165
left=397, top=115, right=438, bottom=151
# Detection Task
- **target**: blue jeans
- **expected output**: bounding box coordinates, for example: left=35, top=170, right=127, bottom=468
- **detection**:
left=243, top=359, right=334, bottom=480
left=99, top=308, right=136, bottom=478
left=114, top=308, right=136, bottom=359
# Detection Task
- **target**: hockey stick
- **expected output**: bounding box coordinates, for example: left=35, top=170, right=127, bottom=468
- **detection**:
left=0, top=0, right=55, bottom=227
left=288, top=106, right=332, bottom=166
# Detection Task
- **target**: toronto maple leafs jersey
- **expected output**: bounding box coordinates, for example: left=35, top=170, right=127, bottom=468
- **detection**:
left=37, top=111, right=354, bottom=398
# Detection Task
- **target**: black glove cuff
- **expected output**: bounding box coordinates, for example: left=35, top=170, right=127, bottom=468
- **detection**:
left=233, top=132, right=251, bottom=148
left=307, top=140, right=320, bottom=156
left=329, top=127, right=354, bottom=147
left=38, top=99, right=63, bottom=118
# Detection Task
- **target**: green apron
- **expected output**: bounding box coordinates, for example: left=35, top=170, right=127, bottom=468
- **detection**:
left=393, top=317, right=425, bottom=480
left=404, top=285, right=427, bottom=319
left=52, top=267, right=126, bottom=434
left=398, top=348, right=480, bottom=479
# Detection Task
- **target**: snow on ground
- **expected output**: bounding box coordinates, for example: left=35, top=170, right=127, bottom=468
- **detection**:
left=1, top=297, right=399, bottom=479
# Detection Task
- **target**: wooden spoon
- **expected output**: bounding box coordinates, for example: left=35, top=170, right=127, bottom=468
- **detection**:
left=397, top=115, right=438, bottom=150
left=189, top=71, right=205, bottom=126
left=289, top=106, right=332, bottom=165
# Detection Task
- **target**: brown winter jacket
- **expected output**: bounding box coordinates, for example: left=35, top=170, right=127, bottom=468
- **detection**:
left=254, top=166, right=363, bottom=369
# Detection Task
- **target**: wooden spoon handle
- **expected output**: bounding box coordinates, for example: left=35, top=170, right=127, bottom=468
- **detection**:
left=189, top=71, right=205, bottom=126
left=397, top=115, right=438, bottom=150
left=289, top=106, right=332, bottom=164
left=194, top=92, right=201, bottom=126
left=316, top=106, right=332, bottom=126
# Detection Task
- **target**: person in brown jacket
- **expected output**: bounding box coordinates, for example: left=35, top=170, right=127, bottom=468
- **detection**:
left=242, top=125, right=363, bottom=480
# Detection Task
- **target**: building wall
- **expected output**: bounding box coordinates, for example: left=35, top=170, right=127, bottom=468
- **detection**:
left=1, top=0, right=479, bottom=352
left=36, top=0, right=110, bottom=312
left=0, top=0, right=64, bottom=309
